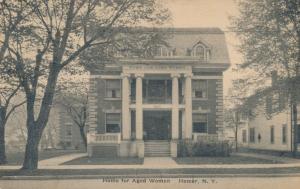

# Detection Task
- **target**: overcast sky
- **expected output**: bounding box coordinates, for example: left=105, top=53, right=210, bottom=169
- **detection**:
left=162, top=0, right=242, bottom=95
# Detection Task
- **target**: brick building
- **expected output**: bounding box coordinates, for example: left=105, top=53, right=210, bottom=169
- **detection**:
left=87, top=28, right=230, bottom=157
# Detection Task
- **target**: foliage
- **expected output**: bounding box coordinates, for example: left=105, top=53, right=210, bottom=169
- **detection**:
left=178, top=140, right=231, bottom=157
left=231, top=0, right=299, bottom=78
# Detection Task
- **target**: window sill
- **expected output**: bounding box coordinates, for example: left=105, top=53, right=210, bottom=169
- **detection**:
left=192, top=98, right=208, bottom=101
left=104, top=98, right=122, bottom=101
left=192, top=132, right=208, bottom=135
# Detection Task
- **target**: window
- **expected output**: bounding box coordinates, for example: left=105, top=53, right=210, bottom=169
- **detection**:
left=154, top=46, right=172, bottom=57
left=272, top=93, right=280, bottom=111
left=240, top=112, right=248, bottom=121
left=193, top=114, right=208, bottom=133
left=282, top=124, right=287, bottom=144
left=193, top=45, right=205, bottom=60
left=270, top=126, right=275, bottom=144
left=242, top=130, right=247, bottom=143
left=105, top=80, right=121, bottom=98
left=249, top=128, right=255, bottom=143
left=65, top=141, right=72, bottom=147
left=192, top=80, right=207, bottom=99
left=106, top=113, right=121, bottom=133
left=65, top=123, right=72, bottom=136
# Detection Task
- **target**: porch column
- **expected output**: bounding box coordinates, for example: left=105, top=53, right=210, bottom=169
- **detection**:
left=122, top=73, right=131, bottom=140
left=171, top=73, right=180, bottom=140
left=135, top=73, right=144, bottom=140
left=184, top=73, right=193, bottom=139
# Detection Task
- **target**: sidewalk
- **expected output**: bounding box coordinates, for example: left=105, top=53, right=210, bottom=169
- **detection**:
left=1, top=152, right=300, bottom=170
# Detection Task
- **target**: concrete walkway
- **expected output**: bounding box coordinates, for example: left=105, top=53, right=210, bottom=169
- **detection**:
left=38, top=153, right=87, bottom=166
left=143, top=157, right=178, bottom=168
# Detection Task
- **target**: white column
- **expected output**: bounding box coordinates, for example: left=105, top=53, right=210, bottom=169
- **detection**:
left=184, top=73, right=193, bottom=139
left=135, top=73, right=144, bottom=140
left=171, top=73, right=180, bottom=140
left=122, top=73, right=131, bottom=140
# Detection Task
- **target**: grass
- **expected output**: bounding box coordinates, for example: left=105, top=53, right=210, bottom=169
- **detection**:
left=3, top=149, right=84, bottom=166
left=62, top=157, right=144, bottom=165
left=174, top=155, right=283, bottom=164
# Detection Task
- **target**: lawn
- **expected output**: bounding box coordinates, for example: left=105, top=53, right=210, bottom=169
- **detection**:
left=4, top=149, right=84, bottom=166
left=62, top=157, right=144, bottom=165
left=174, top=155, right=283, bottom=164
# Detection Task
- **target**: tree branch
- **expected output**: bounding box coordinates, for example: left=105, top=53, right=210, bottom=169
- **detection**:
left=4, top=100, right=26, bottom=125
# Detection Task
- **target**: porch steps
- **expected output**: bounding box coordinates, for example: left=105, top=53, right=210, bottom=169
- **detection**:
left=144, top=141, right=170, bottom=157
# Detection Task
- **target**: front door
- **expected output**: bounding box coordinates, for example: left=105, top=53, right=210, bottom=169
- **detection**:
left=143, top=111, right=171, bottom=140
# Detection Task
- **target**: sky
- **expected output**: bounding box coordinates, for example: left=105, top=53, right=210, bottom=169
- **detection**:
left=162, top=0, right=242, bottom=95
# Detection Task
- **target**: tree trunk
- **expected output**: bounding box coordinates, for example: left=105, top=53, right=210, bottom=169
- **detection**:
left=0, top=107, right=7, bottom=164
left=22, top=66, right=60, bottom=170
left=79, top=126, right=87, bottom=150
left=0, top=119, right=7, bottom=164
left=22, top=124, right=42, bottom=170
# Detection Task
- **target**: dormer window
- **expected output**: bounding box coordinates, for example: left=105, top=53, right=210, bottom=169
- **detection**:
left=193, top=45, right=205, bottom=60
left=191, top=42, right=211, bottom=61
left=154, top=46, right=172, bottom=57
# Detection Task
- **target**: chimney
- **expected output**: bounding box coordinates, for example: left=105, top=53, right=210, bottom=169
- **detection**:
left=271, top=70, right=277, bottom=86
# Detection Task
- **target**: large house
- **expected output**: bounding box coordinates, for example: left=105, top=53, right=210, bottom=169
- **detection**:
left=86, top=28, right=230, bottom=157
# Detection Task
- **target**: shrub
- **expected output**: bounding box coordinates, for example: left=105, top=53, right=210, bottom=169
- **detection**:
left=178, top=140, right=231, bottom=157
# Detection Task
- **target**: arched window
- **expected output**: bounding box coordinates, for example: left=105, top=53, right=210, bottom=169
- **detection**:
left=192, top=44, right=206, bottom=61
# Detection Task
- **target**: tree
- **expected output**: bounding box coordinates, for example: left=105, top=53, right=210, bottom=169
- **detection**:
left=0, top=1, right=31, bottom=164
left=56, top=71, right=89, bottom=150
left=0, top=80, right=25, bottom=164
left=3, top=0, right=169, bottom=170
left=230, top=0, right=300, bottom=156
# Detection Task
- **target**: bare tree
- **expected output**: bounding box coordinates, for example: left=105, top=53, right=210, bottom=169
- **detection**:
left=3, top=0, right=169, bottom=170
left=56, top=73, right=89, bottom=150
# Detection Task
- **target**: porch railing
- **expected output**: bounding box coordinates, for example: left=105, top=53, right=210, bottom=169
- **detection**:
left=88, top=133, right=121, bottom=144
left=192, top=133, right=218, bottom=142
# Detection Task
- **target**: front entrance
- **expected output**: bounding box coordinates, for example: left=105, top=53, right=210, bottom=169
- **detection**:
left=143, top=111, right=171, bottom=140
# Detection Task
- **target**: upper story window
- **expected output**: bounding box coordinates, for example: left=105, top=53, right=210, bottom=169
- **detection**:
left=192, top=80, right=207, bottom=99
left=191, top=43, right=210, bottom=61
left=154, top=46, right=172, bottom=57
left=105, top=80, right=121, bottom=98
left=65, top=123, right=72, bottom=136
left=266, top=92, right=285, bottom=114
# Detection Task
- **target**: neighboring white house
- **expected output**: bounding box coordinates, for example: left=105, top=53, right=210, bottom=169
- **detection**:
left=236, top=74, right=300, bottom=152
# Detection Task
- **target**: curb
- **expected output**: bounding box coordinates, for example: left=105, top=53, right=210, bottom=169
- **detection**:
left=2, top=173, right=300, bottom=180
